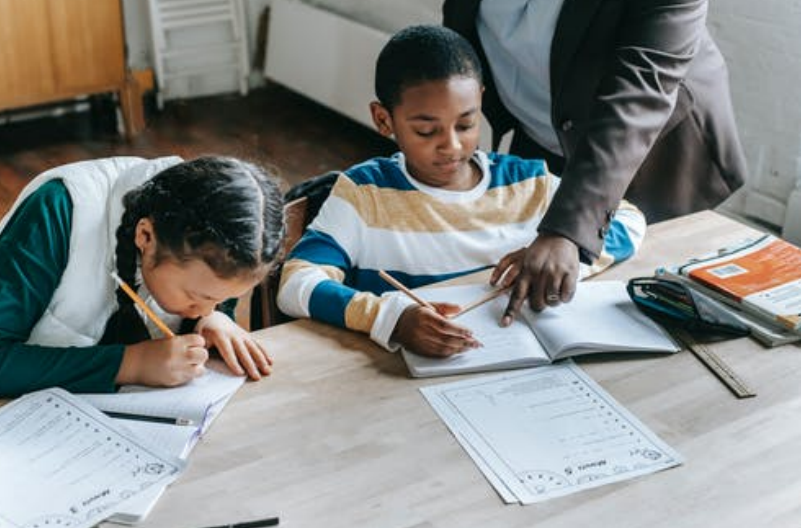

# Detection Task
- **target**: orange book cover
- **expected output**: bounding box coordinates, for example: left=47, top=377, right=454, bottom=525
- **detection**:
left=687, top=237, right=801, bottom=299
left=680, top=235, right=801, bottom=329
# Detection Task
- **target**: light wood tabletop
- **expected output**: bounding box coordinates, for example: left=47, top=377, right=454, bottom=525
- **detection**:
left=128, top=211, right=801, bottom=528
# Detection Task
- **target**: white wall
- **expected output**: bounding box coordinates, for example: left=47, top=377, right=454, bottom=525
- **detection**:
left=121, top=1, right=801, bottom=239
left=708, top=1, right=801, bottom=239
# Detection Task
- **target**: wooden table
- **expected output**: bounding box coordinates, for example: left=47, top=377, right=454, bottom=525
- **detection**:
left=131, top=211, right=801, bottom=528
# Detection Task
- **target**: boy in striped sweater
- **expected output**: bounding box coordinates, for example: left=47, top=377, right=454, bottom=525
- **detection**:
left=277, top=25, right=645, bottom=358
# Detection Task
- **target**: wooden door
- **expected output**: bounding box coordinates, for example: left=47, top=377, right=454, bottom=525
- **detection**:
left=0, top=0, right=56, bottom=109
left=48, top=0, right=126, bottom=95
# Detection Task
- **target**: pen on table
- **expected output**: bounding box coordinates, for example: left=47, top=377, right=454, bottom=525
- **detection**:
left=201, top=517, right=280, bottom=528
left=110, top=271, right=176, bottom=338
left=378, top=270, right=436, bottom=311
left=102, top=410, right=195, bottom=426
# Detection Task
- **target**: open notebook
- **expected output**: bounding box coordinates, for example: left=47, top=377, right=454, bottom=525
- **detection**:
left=402, top=280, right=679, bottom=378
left=80, top=360, right=246, bottom=524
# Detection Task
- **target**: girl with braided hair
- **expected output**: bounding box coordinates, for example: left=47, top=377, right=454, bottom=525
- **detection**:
left=0, top=155, right=284, bottom=397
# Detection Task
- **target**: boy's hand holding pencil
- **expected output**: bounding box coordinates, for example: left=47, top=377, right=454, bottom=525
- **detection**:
left=392, top=304, right=482, bottom=358
left=379, top=270, right=483, bottom=357
left=378, top=269, right=510, bottom=318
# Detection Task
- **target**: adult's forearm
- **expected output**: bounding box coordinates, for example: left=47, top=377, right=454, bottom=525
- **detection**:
left=542, top=0, right=708, bottom=255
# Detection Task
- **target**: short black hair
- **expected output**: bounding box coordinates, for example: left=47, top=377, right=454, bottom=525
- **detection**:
left=375, top=25, right=482, bottom=111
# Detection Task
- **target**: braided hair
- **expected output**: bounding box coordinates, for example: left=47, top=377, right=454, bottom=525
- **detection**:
left=103, top=156, right=284, bottom=344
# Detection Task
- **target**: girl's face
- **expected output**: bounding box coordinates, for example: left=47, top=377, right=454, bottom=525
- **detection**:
left=370, top=76, right=483, bottom=191
left=135, top=219, right=259, bottom=319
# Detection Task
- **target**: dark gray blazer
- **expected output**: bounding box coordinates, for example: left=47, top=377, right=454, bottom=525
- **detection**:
left=444, top=0, right=747, bottom=257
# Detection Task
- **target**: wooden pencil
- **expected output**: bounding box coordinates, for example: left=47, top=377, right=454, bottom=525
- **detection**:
left=378, top=270, right=436, bottom=311
left=111, top=272, right=176, bottom=338
left=451, top=286, right=512, bottom=318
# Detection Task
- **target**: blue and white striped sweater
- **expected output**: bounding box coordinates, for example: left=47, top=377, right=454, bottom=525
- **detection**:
left=278, top=150, right=644, bottom=349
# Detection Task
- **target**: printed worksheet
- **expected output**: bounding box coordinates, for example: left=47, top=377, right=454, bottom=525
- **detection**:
left=421, top=363, right=682, bottom=503
left=0, top=388, right=184, bottom=528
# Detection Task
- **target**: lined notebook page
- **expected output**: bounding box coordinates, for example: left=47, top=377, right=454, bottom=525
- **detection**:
left=403, top=284, right=549, bottom=377
left=81, top=361, right=245, bottom=427
left=522, top=281, right=678, bottom=359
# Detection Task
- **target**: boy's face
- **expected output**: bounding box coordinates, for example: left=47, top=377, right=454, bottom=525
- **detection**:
left=371, top=76, right=482, bottom=190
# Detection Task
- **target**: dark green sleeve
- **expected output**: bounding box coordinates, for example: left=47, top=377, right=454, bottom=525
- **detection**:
left=217, top=298, right=238, bottom=319
left=0, top=180, right=125, bottom=397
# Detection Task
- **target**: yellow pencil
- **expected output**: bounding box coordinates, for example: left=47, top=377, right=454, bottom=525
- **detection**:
left=110, top=272, right=176, bottom=338
left=378, top=270, right=436, bottom=311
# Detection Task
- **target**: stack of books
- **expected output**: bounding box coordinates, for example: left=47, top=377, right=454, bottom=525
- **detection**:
left=659, top=234, right=801, bottom=347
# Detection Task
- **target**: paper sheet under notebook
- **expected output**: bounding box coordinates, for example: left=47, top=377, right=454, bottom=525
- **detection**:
left=420, top=362, right=682, bottom=504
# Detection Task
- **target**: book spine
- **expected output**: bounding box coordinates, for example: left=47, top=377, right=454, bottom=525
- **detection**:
left=739, top=298, right=801, bottom=331
left=755, top=308, right=801, bottom=330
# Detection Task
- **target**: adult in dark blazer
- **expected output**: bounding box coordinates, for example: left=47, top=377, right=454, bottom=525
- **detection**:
left=444, top=0, right=747, bottom=318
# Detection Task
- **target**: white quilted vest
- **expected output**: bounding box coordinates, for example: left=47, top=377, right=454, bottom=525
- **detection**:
left=0, top=156, right=182, bottom=346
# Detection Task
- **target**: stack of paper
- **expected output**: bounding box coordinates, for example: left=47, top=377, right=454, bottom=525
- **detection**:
left=0, top=389, right=184, bottom=528
left=421, top=363, right=682, bottom=504
left=659, top=269, right=801, bottom=347
left=659, top=234, right=801, bottom=346
left=80, top=361, right=246, bottom=524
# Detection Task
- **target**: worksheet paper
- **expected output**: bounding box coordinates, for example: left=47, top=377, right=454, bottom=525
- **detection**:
left=102, top=421, right=198, bottom=525
left=421, top=363, right=682, bottom=504
left=80, top=362, right=245, bottom=524
left=0, top=388, right=184, bottom=528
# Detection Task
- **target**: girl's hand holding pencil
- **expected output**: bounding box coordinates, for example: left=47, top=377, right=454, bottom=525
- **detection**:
left=116, top=335, right=209, bottom=387
left=112, top=272, right=210, bottom=387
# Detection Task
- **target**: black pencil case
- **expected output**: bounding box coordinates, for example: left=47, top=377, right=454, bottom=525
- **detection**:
left=627, top=277, right=750, bottom=340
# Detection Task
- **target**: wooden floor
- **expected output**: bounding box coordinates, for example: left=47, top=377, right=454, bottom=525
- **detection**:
left=0, top=84, right=395, bottom=218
